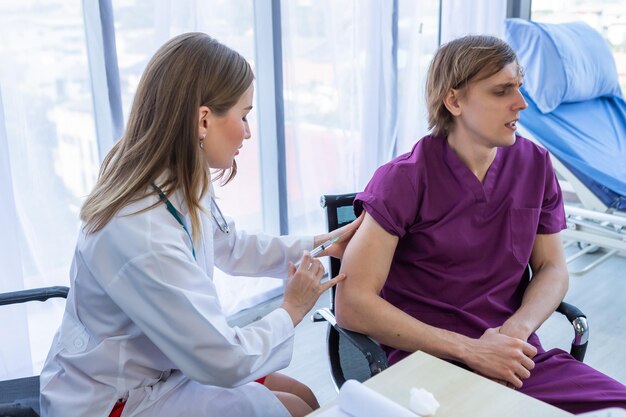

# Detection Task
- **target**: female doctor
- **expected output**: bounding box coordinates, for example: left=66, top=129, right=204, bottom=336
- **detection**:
left=40, top=32, right=360, bottom=417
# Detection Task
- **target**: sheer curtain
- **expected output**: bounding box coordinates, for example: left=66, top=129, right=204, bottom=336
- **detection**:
left=395, top=0, right=441, bottom=155
left=281, top=0, right=443, bottom=235
left=281, top=0, right=399, bottom=236
left=357, top=0, right=399, bottom=188
left=440, top=0, right=506, bottom=43
left=0, top=87, right=32, bottom=378
left=0, top=1, right=100, bottom=378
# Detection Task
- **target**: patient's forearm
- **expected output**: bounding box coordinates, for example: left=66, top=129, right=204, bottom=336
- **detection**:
left=335, top=293, right=469, bottom=362
left=501, top=234, right=569, bottom=341
left=501, top=262, right=568, bottom=341
left=336, top=292, right=538, bottom=388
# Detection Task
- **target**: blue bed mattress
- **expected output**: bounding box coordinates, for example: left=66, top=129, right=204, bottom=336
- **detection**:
left=520, top=89, right=626, bottom=210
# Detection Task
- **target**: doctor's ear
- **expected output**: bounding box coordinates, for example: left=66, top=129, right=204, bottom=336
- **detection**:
left=198, top=105, right=213, bottom=138
left=443, top=89, right=462, bottom=116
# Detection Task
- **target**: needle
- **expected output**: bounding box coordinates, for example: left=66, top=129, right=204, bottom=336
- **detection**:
left=295, top=235, right=341, bottom=268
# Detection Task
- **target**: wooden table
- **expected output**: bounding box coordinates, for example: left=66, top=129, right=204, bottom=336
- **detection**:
left=309, top=350, right=572, bottom=416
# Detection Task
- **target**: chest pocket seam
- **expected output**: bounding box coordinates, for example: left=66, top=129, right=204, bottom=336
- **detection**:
left=509, top=208, right=540, bottom=265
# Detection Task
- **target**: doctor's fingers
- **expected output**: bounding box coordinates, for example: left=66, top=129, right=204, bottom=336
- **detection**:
left=305, top=258, right=325, bottom=276
left=319, top=273, right=346, bottom=293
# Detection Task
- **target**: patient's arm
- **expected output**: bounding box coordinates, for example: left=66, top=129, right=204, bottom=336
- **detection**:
left=336, top=212, right=538, bottom=388
left=500, top=233, right=569, bottom=341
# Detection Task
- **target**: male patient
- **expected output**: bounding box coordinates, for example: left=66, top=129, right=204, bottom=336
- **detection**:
left=335, top=35, right=626, bottom=415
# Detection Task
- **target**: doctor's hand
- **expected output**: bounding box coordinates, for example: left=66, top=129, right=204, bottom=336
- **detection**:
left=281, top=251, right=346, bottom=326
left=464, top=327, right=537, bottom=389
left=314, top=212, right=365, bottom=260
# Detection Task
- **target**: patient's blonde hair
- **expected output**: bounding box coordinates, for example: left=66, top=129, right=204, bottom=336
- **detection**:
left=81, top=32, right=254, bottom=239
left=426, top=35, right=522, bottom=137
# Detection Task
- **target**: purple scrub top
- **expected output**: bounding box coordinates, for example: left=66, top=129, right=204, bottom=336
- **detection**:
left=355, top=134, right=566, bottom=365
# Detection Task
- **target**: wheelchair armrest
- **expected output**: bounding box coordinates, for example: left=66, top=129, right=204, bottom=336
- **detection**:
left=556, top=301, right=589, bottom=362
left=313, top=308, right=388, bottom=376
left=0, top=286, right=69, bottom=306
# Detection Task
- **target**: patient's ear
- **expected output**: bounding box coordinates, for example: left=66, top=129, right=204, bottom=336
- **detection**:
left=443, top=89, right=462, bottom=116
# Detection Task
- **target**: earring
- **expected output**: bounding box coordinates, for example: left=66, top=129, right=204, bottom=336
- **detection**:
left=199, top=142, right=204, bottom=149
left=199, top=135, right=205, bottom=150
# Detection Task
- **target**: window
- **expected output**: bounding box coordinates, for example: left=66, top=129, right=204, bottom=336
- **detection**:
left=396, top=0, right=440, bottom=154
left=0, top=0, right=99, bottom=376
left=280, top=0, right=441, bottom=235
left=280, top=0, right=363, bottom=235
left=0, top=1, right=99, bottom=285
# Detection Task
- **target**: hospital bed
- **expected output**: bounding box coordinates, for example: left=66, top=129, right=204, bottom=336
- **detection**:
left=505, top=18, right=626, bottom=274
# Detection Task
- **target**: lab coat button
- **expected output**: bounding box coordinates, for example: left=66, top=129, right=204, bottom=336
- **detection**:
left=74, top=338, right=84, bottom=348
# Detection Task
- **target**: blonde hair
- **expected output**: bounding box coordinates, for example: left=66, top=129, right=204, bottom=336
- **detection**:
left=426, top=35, right=521, bottom=137
left=81, top=32, right=254, bottom=239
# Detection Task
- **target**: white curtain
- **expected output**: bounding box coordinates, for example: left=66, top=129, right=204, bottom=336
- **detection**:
left=281, top=0, right=401, bottom=235
left=0, top=87, right=33, bottom=378
left=357, top=0, right=398, bottom=189
left=440, top=0, right=507, bottom=44
left=395, top=0, right=440, bottom=155
left=0, top=1, right=99, bottom=379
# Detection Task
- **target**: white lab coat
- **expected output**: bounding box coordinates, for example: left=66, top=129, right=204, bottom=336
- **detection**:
left=39, top=186, right=313, bottom=417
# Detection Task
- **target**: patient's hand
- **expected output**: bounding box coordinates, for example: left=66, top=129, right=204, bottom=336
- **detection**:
left=499, top=320, right=532, bottom=342
left=464, top=327, right=537, bottom=389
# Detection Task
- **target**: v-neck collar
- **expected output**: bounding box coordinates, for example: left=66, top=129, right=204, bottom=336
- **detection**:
left=442, top=137, right=502, bottom=203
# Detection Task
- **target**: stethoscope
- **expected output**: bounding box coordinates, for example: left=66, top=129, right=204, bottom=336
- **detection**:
left=151, top=183, right=230, bottom=260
